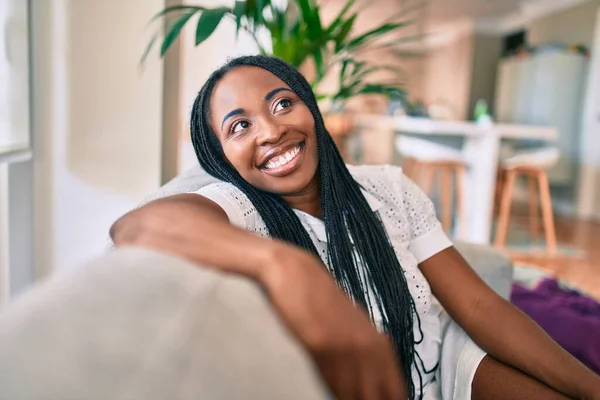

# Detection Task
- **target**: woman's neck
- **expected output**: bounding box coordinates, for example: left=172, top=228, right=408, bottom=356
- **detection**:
left=282, top=175, right=322, bottom=219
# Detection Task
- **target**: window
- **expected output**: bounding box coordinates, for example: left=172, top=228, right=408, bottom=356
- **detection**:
left=0, top=0, right=31, bottom=161
left=0, top=0, right=32, bottom=305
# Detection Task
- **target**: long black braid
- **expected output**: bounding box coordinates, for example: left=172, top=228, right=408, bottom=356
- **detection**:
left=190, top=55, right=426, bottom=398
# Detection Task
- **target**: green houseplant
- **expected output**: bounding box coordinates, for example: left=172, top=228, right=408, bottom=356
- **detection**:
left=144, top=0, right=419, bottom=104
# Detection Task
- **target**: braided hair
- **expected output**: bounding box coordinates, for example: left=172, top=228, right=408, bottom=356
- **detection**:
left=190, top=55, right=425, bottom=398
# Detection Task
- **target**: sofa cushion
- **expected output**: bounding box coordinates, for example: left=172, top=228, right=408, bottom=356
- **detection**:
left=454, top=242, right=513, bottom=299
left=142, top=166, right=218, bottom=205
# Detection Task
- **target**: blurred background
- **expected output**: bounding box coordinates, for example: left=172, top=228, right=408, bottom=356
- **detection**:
left=0, top=0, right=599, bottom=309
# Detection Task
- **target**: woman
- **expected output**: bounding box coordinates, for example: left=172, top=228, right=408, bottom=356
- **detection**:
left=111, top=55, right=599, bottom=399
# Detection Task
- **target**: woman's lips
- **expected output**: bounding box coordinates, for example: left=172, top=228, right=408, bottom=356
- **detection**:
left=260, top=141, right=305, bottom=177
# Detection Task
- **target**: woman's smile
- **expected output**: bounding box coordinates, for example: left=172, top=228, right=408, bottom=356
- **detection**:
left=259, top=140, right=305, bottom=177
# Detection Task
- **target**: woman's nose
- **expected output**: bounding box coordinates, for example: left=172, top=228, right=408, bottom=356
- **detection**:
left=256, top=117, right=286, bottom=145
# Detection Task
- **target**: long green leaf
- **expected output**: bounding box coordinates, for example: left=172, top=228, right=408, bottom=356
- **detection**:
left=255, top=0, right=265, bottom=26
left=347, top=59, right=366, bottom=78
left=325, top=0, right=355, bottom=34
left=296, top=0, right=316, bottom=32
left=347, top=21, right=413, bottom=49
left=274, top=7, right=287, bottom=41
left=357, top=83, right=406, bottom=97
left=195, top=7, right=229, bottom=45
left=245, top=0, right=272, bottom=32
left=140, top=32, right=159, bottom=66
left=149, top=5, right=205, bottom=23
left=383, top=1, right=426, bottom=23
left=160, top=9, right=198, bottom=56
left=244, top=0, right=256, bottom=31
left=311, top=5, right=324, bottom=39
left=313, top=48, right=325, bottom=80
left=334, top=14, right=356, bottom=52
left=353, top=64, right=403, bottom=82
left=340, top=58, right=351, bottom=83
left=355, top=34, right=425, bottom=54
left=233, top=1, right=245, bottom=38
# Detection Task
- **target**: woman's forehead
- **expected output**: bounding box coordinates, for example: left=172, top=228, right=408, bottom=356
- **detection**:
left=214, top=66, right=290, bottom=98
left=210, top=66, right=294, bottom=117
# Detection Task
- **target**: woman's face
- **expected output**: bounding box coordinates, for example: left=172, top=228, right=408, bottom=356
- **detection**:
left=209, top=66, right=319, bottom=196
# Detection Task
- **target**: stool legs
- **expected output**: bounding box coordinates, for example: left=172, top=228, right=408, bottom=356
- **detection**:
left=409, top=161, right=466, bottom=240
left=528, top=175, right=539, bottom=238
left=440, top=168, right=453, bottom=232
left=494, top=168, right=557, bottom=255
left=402, top=157, right=417, bottom=180
left=494, top=169, right=516, bottom=249
left=420, top=164, right=436, bottom=195
left=455, top=164, right=466, bottom=240
left=537, top=171, right=557, bottom=255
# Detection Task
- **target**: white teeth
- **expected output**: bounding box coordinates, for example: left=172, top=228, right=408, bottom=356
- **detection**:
left=265, top=145, right=301, bottom=169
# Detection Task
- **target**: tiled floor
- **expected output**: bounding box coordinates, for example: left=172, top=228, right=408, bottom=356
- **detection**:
left=503, top=213, right=600, bottom=301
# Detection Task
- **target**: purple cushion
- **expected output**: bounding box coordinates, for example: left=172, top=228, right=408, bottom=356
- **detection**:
left=511, top=279, right=600, bottom=374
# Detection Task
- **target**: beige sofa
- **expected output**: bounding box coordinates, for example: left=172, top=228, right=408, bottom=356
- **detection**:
left=0, top=167, right=513, bottom=400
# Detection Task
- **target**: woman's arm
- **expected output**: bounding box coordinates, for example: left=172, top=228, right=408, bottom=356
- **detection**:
left=111, top=195, right=406, bottom=399
left=420, top=247, right=600, bottom=400
left=111, top=194, right=274, bottom=281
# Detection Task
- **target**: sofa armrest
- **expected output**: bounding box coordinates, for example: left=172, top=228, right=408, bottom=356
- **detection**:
left=0, top=248, right=329, bottom=400
left=454, top=242, right=514, bottom=299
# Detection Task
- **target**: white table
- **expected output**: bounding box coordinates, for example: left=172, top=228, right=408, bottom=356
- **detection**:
left=355, top=115, right=558, bottom=245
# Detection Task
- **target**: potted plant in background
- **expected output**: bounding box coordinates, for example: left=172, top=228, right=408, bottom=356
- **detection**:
left=144, top=0, right=420, bottom=158
left=321, top=56, right=407, bottom=156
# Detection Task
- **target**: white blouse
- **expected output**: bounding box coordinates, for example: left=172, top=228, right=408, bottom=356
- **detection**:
left=195, top=164, right=453, bottom=391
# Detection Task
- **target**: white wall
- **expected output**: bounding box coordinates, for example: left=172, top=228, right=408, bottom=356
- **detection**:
left=31, top=0, right=163, bottom=277
left=469, top=34, right=503, bottom=117
left=577, top=6, right=600, bottom=219
left=528, top=1, right=598, bottom=48
left=421, top=31, right=474, bottom=120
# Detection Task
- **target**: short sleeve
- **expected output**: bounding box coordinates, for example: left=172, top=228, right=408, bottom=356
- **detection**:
left=195, top=183, right=247, bottom=229
left=194, top=183, right=270, bottom=238
left=389, top=167, right=453, bottom=263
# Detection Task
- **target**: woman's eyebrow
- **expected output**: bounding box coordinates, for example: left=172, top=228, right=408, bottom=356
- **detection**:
left=265, top=87, right=293, bottom=101
left=221, top=108, right=244, bottom=129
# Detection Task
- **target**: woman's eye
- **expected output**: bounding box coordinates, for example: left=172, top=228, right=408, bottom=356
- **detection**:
left=274, top=98, right=293, bottom=112
left=231, top=120, right=249, bottom=134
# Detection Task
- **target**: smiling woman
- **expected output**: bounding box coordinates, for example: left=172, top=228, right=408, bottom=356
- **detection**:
left=111, top=55, right=600, bottom=400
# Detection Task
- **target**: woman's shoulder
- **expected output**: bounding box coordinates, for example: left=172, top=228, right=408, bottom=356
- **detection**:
left=193, top=181, right=259, bottom=231
left=347, top=164, right=405, bottom=190
left=195, top=181, right=250, bottom=208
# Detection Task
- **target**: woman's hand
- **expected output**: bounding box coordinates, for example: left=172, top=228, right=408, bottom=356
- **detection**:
left=261, top=244, right=407, bottom=400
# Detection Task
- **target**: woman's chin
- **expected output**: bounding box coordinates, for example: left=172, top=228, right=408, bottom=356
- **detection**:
left=258, top=164, right=319, bottom=197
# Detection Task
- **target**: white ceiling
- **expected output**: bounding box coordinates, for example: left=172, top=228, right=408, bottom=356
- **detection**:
left=395, top=0, right=591, bottom=32
left=422, top=0, right=526, bottom=25
left=368, top=0, right=593, bottom=52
